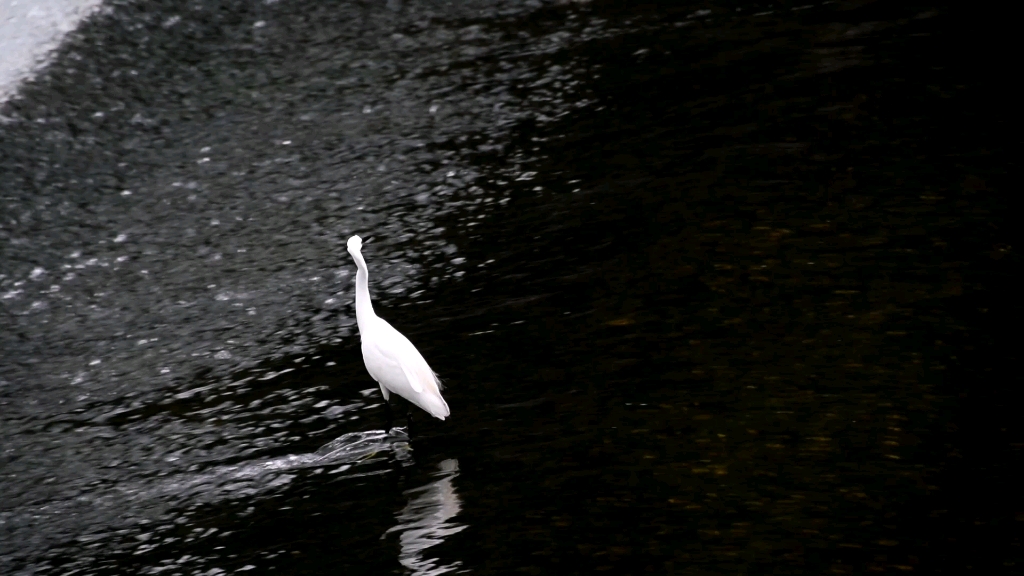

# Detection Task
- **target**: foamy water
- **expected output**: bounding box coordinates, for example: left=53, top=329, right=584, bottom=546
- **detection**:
left=0, top=0, right=102, bottom=102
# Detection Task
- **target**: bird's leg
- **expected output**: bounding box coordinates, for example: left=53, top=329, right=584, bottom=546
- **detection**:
left=384, top=399, right=394, bottom=433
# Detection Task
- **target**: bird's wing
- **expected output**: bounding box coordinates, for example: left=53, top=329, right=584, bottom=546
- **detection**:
left=394, top=333, right=440, bottom=395
left=400, top=362, right=425, bottom=394
left=370, top=319, right=437, bottom=395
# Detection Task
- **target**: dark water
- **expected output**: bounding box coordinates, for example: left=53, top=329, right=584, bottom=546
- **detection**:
left=1, top=1, right=1017, bottom=574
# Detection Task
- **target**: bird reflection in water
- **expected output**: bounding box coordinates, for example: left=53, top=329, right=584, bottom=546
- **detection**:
left=385, top=459, right=466, bottom=575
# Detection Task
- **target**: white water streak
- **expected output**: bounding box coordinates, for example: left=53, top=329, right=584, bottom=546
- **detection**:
left=0, top=0, right=103, bottom=103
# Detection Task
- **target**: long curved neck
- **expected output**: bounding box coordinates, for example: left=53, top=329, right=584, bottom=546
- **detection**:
left=352, top=250, right=376, bottom=326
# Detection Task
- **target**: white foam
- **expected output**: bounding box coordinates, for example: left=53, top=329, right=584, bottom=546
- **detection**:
left=0, top=0, right=103, bottom=103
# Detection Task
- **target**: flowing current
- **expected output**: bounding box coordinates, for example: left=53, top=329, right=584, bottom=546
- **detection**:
left=1, top=1, right=1014, bottom=574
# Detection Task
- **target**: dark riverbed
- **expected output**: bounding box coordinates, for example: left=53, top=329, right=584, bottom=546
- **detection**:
left=1, top=1, right=1017, bottom=574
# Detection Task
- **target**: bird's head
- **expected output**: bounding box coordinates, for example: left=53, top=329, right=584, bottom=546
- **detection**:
left=347, top=235, right=363, bottom=255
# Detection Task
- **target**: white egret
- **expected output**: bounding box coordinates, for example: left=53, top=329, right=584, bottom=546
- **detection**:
left=347, top=235, right=450, bottom=421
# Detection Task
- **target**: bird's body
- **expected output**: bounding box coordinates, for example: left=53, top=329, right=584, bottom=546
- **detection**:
left=347, top=235, right=450, bottom=420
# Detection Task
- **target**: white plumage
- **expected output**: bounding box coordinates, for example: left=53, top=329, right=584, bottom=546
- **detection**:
left=347, top=235, right=450, bottom=420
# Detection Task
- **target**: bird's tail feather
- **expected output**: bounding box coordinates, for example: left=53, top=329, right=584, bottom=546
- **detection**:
left=416, top=392, right=450, bottom=420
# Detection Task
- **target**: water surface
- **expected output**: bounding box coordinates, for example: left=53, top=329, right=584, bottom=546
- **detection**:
left=1, top=1, right=1016, bottom=574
